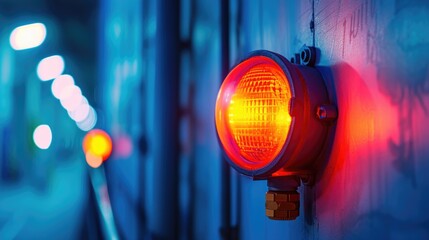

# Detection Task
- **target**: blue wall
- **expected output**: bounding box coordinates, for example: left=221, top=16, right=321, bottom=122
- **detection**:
left=99, top=0, right=429, bottom=239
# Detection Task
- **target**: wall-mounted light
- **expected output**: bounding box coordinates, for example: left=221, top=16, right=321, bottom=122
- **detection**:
left=215, top=49, right=337, bottom=220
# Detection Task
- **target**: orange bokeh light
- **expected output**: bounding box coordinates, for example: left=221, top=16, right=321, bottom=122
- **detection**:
left=83, top=129, right=113, bottom=164
left=215, top=56, right=292, bottom=171
left=85, top=151, right=103, bottom=168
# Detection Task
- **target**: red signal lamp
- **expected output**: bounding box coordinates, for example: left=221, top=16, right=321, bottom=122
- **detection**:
left=83, top=129, right=113, bottom=168
left=215, top=49, right=337, bottom=220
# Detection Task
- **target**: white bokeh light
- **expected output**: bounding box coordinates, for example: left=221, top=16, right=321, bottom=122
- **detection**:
left=60, top=86, right=83, bottom=111
left=37, top=55, right=65, bottom=81
left=51, top=74, right=75, bottom=99
left=68, top=98, right=91, bottom=122
left=10, top=23, right=47, bottom=50
left=76, top=107, right=97, bottom=131
left=58, top=85, right=81, bottom=100
left=33, top=124, right=52, bottom=149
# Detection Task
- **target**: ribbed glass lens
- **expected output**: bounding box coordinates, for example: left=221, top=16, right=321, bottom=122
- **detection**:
left=216, top=56, right=292, bottom=171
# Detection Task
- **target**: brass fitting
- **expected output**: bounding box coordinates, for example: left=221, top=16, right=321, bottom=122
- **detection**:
left=265, top=190, right=300, bottom=220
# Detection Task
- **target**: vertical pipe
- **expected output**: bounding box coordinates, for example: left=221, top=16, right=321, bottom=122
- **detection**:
left=138, top=0, right=149, bottom=237
left=220, top=0, right=232, bottom=239
left=152, top=0, right=181, bottom=239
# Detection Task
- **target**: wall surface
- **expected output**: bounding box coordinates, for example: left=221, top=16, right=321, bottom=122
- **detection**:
left=233, top=0, right=429, bottom=239
left=98, top=0, right=429, bottom=239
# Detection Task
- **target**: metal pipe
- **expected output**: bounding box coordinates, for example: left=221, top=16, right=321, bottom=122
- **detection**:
left=220, top=0, right=232, bottom=239
left=137, top=0, right=150, bottom=237
left=152, top=0, right=181, bottom=238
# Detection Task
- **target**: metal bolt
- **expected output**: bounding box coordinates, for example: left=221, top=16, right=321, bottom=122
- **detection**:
left=299, top=45, right=316, bottom=66
left=316, top=104, right=338, bottom=121
left=265, top=190, right=300, bottom=220
left=291, top=53, right=301, bottom=65
left=301, top=48, right=311, bottom=63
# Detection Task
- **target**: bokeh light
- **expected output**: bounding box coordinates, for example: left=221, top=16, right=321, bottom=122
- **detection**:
left=85, top=151, right=103, bottom=168
left=58, top=85, right=81, bottom=100
left=51, top=74, right=75, bottom=99
left=68, top=99, right=91, bottom=122
left=9, top=23, right=47, bottom=50
left=83, top=129, right=113, bottom=163
left=115, top=134, right=133, bottom=158
left=33, top=124, right=52, bottom=149
left=60, top=86, right=83, bottom=111
left=37, top=55, right=65, bottom=81
left=76, top=107, right=97, bottom=131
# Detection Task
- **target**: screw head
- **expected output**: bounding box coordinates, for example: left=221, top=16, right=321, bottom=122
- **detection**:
left=316, top=104, right=338, bottom=121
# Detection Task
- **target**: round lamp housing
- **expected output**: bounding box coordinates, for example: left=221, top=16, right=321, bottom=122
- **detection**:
left=215, top=50, right=332, bottom=179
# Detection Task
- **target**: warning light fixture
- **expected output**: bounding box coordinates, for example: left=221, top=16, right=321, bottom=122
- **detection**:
left=83, top=129, right=113, bottom=168
left=215, top=48, right=337, bottom=220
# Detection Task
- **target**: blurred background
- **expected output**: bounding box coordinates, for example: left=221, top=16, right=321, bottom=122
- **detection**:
left=0, top=0, right=428, bottom=239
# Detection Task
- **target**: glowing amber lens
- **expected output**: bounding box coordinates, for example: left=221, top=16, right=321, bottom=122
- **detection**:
left=216, top=56, right=292, bottom=171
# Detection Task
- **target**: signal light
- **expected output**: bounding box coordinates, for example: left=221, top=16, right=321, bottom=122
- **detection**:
left=215, top=49, right=337, bottom=220
left=216, top=56, right=292, bottom=171
left=83, top=129, right=112, bottom=168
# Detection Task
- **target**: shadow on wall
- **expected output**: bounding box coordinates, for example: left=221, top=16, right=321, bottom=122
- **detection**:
left=376, top=1, right=429, bottom=186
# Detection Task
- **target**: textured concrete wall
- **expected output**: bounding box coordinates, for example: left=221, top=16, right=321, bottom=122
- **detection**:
left=233, top=0, right=429, bottom=239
